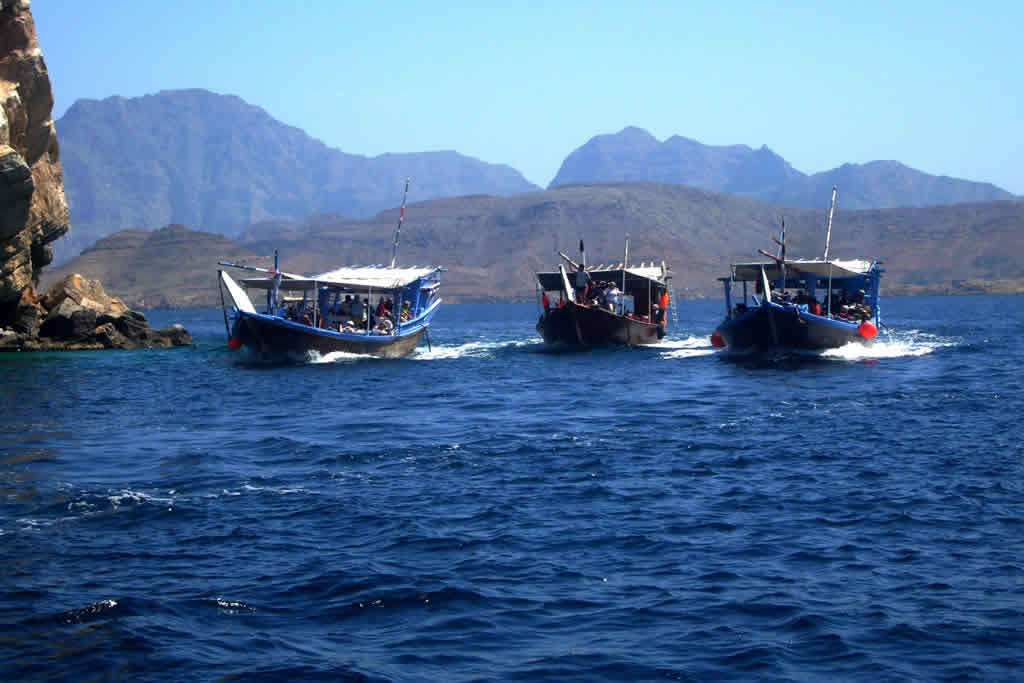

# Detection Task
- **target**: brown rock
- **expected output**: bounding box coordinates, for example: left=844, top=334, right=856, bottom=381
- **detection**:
left=157, top=323, right=193, bottom=347
left=10, top=282, right=41, bottom=334
left=41, top=273, right=128, bottom=316
left=89, top=322, right=130, bottom=349
left=38, top=296, right=80, bottom=338
left=0, top=0, right=70, bottom=321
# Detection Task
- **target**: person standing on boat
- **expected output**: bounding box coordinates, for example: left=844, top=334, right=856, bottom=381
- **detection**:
left=351, top=296, right=364, bottom=324
left=542, top=292, right=550, bottom=315
left=574, top=264, right=591, bottom=304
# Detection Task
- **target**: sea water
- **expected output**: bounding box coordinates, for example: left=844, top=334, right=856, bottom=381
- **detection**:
left=1, top=296, right=1022, bottom=680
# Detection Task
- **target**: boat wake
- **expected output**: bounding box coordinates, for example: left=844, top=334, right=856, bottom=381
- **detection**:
left=821, top=330, right=960, bottom=360
left=308, top=350, right=371, bottom=364
left=654, top=335, right=719, bottom=359
left=412, top=339, right=537, bottom=360
left=294, top=339, right=541, bottom=363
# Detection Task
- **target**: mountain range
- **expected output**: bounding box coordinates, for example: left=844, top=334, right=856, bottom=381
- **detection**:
left=549, top=127, right=1015, bottom=209
left=56, top=89, right=539, bottom=255
left=41, top=183, right=1024, bottom=307
left=53, top=90, right=1018, bottom=266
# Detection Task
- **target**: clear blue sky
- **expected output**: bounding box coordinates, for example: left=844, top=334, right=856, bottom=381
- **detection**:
left=32, top=1, right=1023, bottom=194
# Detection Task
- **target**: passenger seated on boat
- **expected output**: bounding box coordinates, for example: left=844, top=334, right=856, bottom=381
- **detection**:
left=374, top=317, right=394, bottom=335
left=339, top=295, right=353, bottom=316
left=400, top=300, right=412, bottom=322
left=850, top=302, right=871, bottom=320
left=606, top=284, right=620, bottom=312
left=376, top=298, right=388, bottom=318
left=300, top=311, right=313, bottom=326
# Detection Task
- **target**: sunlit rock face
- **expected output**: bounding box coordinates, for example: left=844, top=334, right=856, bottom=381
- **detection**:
left=0, top=0, right=70, bottom=325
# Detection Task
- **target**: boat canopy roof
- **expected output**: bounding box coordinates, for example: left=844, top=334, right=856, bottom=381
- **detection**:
left=730, top=259, right=875, bottom=282
left=241, top=265, right=443, bottom=291
left=536, top=265, right=669, bottom=291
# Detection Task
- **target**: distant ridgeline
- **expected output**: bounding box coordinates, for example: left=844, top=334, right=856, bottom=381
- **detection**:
left=43, top=186, right=1024, bottom=308
left=55, top=89, right=540, bottom=258
left=549, top=127, right=1016, bottom=209
left=54, top=92, right=1018, bottom=266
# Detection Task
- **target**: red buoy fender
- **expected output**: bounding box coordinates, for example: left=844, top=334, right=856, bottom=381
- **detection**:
left=858, top=321, right=877, bottom=339
left=710, top=331, right=726, bottom=348
left=227, top=336, right=243, bottom=350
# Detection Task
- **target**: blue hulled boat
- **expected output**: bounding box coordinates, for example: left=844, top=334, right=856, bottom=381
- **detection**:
left=218, top=259, right=443, bottom=359
left=217, top=179, right=443, bottom=359
left=712, top=186, right=884, bottom=353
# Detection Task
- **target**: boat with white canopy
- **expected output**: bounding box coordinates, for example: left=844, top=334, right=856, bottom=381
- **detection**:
left=535, top=238, right=673, bottom=347
left=217, top=180, right=443, bottom=358
left=712, top=185, right=883, bottom=352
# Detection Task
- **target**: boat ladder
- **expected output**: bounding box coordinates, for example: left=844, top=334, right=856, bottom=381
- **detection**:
left=668, top=284, right=679, bottom=329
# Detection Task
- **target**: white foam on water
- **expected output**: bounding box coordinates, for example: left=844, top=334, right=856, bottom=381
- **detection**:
left=108, top=489, right=173, bottom=508
left=411, top=339, right=533, bottom=360
left=241, top=483, right=310, bottom=495
left=213, top=597, right=256, bottom=613
left=654, top=335, right=720, bottom=359
left=820, top=332, right=959, bottom=360
left=308, top=350, right=369, bottom=364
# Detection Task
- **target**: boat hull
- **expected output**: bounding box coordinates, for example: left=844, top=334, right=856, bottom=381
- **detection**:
left=716, top=302, right=870, bottom=351
left=537, top=302, right=664, bottom=347
left=231, top=312, right=425, bottom=358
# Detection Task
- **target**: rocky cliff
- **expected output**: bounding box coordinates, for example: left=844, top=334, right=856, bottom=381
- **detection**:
left=0, top=0, right=69, bottom=324
left=0, top=1, right=191, bottom=350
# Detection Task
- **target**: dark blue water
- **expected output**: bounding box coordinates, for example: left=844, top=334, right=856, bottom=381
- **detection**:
left=2, top=296, right=1022, bottom=681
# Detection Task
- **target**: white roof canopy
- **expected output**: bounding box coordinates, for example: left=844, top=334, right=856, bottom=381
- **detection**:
left=731, top=259, right=875, bottom=281
left=241, top=265, right=442, bottom=291
left=535, top=265, right=670, bottom=292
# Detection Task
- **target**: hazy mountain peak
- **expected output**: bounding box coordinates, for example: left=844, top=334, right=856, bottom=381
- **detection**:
left=56, top=90, right=539, bottom=256
left=549, top=128, right=1013, bottom=208
left=616, top=126, right=659, bottom=141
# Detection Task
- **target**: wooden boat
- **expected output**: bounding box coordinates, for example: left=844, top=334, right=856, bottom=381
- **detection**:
left=712, top=186, right=883, bottom=352
left=217, top=180, right=443, bottom=359
left=218, top=259, right=443, bottom=359
left=535, top=239, right=673, bottom=347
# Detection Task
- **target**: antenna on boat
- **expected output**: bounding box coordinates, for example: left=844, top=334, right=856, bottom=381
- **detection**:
left=775, top=218, right=787, bottom=290
left=622, top=233, right=629, bottom=294
left=823, top=184, right=837, bottom=261
left=390, top=177, right=411, bottom=268
left=579, top=239, right=586, bottom=269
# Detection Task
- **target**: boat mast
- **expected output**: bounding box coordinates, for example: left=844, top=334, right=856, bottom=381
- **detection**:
left=390, top=178, right=411, bottom=268
left=777, top=218, right=786, bottom=291
left=823, top=184, right=837, bottom=261
left=622, top=233, right=629, bottom=299
left=270, top=249, right=280, bottom=315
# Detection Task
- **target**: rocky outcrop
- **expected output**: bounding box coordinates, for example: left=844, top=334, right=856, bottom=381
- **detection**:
left=0, top=273, right=192, bottom=350
left=0, top=2, right=191, bottom=349
left=0, top=0, right=70, bottom=322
